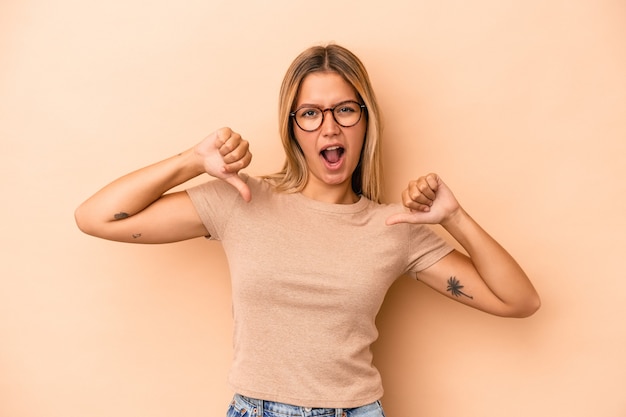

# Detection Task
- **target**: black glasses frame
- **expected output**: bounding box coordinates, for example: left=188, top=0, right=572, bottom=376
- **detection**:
left=289, top=100, right=367, bottom=132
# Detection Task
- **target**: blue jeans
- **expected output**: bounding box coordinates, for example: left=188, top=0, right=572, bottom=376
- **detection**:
left=227, top=394, right=386, bottom=417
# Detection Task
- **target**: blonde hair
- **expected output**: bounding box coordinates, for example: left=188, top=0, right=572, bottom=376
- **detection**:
left=264, top=44, right=384, bottom=203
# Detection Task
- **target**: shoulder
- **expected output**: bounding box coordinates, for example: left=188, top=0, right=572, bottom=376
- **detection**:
left=243, top=173, right=275, bottom=194
left=187, top=173, right=273, bottom=197
left=368, top=199, right=449, bottom=241
left=362, top=199, right=407, bottom=220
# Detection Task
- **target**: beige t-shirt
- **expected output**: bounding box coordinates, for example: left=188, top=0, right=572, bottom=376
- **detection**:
left=187, top=174, right=453, bottom=408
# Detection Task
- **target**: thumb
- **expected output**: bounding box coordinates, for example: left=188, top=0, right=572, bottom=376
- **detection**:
left=385, top=212, right=415, bottom=226
left=385, top=210, right=430, bottom=226
left=223, top=173, right=252, bottom=202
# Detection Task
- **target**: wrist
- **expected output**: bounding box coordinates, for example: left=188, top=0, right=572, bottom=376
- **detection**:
left=179, top=147, right=207, bottom=178
left=441, top=207, right=469, bottom=231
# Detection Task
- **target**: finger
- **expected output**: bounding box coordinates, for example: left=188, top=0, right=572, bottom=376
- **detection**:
left=222, top=139, right=250, bottom=164
left=402, top=188, right=432, bottom=210
left=386, top=212, right=414, bottom=225
left=214, top=127, right=232, bottom=148
left=411, top=178, right=436, bottom=201
left=223, top=150, right=252, bottom=173
left=385, top=211, right=429, bottom=225
left=404, top=202, right=431, bottom=213
left=425, top=173, right=440, bottom=191
left=218, top=132, right=242, bottom=157
left=223, top=174, right=252, bottom=202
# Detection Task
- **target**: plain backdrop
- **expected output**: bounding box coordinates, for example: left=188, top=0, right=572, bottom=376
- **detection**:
left=1, top=1, right=625, bottom=416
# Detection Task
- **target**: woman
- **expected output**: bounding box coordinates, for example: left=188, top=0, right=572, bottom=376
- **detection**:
left=75, top=44, right=540, bottom=416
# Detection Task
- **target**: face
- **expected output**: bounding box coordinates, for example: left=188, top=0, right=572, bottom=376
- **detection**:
left=292, top=72, right=366, bottom=202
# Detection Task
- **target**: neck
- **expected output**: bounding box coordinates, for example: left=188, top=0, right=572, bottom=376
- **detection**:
left=300, top=183, right=359, bottom=204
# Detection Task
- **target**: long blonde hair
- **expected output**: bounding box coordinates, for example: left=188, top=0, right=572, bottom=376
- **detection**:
left=264, top=44, right=384, bottom=203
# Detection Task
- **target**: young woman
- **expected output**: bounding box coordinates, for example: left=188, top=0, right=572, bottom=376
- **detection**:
left=75, top=44, right=540, bottom=417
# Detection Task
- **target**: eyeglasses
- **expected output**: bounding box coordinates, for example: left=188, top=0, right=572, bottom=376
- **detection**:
left=290, top=100, right=366, bottom=132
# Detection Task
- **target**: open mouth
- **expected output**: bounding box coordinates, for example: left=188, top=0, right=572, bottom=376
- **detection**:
left=320, top=146, right=345, bottom=164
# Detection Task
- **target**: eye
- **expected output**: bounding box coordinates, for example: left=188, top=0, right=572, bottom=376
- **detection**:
left=298, top=108, right=320, bottom=119
left=336, top=103, right=358, bottom=114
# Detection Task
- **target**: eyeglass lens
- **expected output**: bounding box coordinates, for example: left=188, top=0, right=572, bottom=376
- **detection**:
left=293, top=101, right=364, bottom=131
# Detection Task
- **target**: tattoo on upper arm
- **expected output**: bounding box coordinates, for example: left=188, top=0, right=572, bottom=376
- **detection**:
left=446, top=276, right=473, bottom=299
left=132, top=233, right=142, bottom=239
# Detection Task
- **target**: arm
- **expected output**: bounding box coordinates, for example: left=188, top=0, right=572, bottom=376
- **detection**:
left=74, top=127, right=252, bottom=244
left=386, top=174, right=540, bottom=318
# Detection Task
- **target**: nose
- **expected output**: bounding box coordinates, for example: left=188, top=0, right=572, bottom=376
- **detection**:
left=320, top=109, right=340, bottom=135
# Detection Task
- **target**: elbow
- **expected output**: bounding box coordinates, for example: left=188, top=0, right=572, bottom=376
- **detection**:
left=74, top=203, right=98, bottom=237
left=74, top=205, right=89, bottom=234
left=506, top=293, right=541, bottom=318
left=526, top=293, right=542, bottom=317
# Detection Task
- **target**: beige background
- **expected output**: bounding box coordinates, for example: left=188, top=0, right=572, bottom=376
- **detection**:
left=2, top=1, right=625, bottom=416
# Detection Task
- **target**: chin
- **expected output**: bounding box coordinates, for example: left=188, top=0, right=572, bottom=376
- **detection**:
left=321, top=173, right=352, bottom=187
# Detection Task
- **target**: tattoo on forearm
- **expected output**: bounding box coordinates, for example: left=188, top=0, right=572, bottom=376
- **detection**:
left=446, top=276, right=473, bottom=299
left=114, top=212, right=130, bottom=220
left=132, top=233, right=142, bottom=239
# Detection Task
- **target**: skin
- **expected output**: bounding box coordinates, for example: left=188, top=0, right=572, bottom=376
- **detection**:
left=292, top=72, right=366, bottom=204
left=387, top=174, right=540, bottom=317
left=75, top=73, right=540, bottom=318
left=74, top=127, right=251, bottom=243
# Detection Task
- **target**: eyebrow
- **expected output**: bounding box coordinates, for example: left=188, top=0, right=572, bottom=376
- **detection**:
left=295, top=99, right=359, bottom=109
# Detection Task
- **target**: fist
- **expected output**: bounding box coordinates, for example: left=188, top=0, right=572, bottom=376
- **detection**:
left=194, top=127, right=253, bottom=201
left=386, top=173, right=460, bottom=225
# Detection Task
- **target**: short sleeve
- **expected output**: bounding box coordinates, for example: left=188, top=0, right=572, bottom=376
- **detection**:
left=406, top=224, right=454, bottom=274
left=185, top=176, right=245, bottom=240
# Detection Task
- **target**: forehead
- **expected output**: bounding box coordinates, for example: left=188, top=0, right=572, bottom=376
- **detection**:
left=296, top=72, right=358, bottom=106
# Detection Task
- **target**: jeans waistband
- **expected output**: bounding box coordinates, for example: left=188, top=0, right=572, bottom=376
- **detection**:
left=231, top=394, right=383, bottom=417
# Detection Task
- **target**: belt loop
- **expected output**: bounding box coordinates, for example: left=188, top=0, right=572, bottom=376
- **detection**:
left=258, top=399, right=263, bottom=417
left=335, top=408, right=343, bottom=417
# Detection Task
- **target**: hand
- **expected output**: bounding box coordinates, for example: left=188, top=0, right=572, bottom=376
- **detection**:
left=194, top=127, right=253, bottom=202
left=386, top=173, right=461, bottom=226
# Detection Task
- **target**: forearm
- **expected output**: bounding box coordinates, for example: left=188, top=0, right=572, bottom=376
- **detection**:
left=441, top=208, right=540, bottom=314
left=75, top=148, right=203, bottom=230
